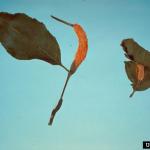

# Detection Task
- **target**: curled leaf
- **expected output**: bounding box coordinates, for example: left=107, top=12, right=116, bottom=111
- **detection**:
left=49, top=16, right=88, bottom=125
left=0, top=12, right=68, bottom=71
left=70, top=24, right=88, bottom=74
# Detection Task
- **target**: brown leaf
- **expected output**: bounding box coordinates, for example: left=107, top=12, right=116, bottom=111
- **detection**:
left=121, top=39, right=150, bottom=67
left=122, top=39, right=150, bottom=97
left=0, top=12, right=68, bottom=71
left=125, top=61, right=150, bottom=91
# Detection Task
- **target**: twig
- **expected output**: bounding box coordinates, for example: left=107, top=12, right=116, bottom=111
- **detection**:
left=48, top=73, right=71, bottom=125
left=51, top=15, right=73, bottom=27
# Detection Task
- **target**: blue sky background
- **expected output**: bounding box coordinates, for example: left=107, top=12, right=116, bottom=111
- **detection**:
left=0, top=0, right=150, bottom=150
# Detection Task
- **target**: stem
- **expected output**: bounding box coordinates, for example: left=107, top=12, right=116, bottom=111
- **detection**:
left=51, top=15, right=74, bottom=27
left=60, top=72, right=71, bottom=99
left=129, top=89, right=135, bottom=98
left=60, top=64, right=69, bottom=72
left=48, top=97, right=63, bottom=125
left=129, top=80, right=141, bottom=98
left=48, top=72, right=72, bottom=125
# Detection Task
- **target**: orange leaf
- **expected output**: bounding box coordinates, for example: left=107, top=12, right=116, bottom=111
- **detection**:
left=70, top=24, right=88, bottom=74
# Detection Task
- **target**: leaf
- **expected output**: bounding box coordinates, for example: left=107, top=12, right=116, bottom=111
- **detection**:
left=124, top=61, right=137, bottom=83
left=70, top=24, right=88, bottom=74
left=121, top=38, right=150, bottom=67
left=125, top=61, right=150, bottom=91
left=0, top=12, right=68, bottom=71
left=122, top=39, right=150, bottom=97
left=48, top=16, right=88, bottom=125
